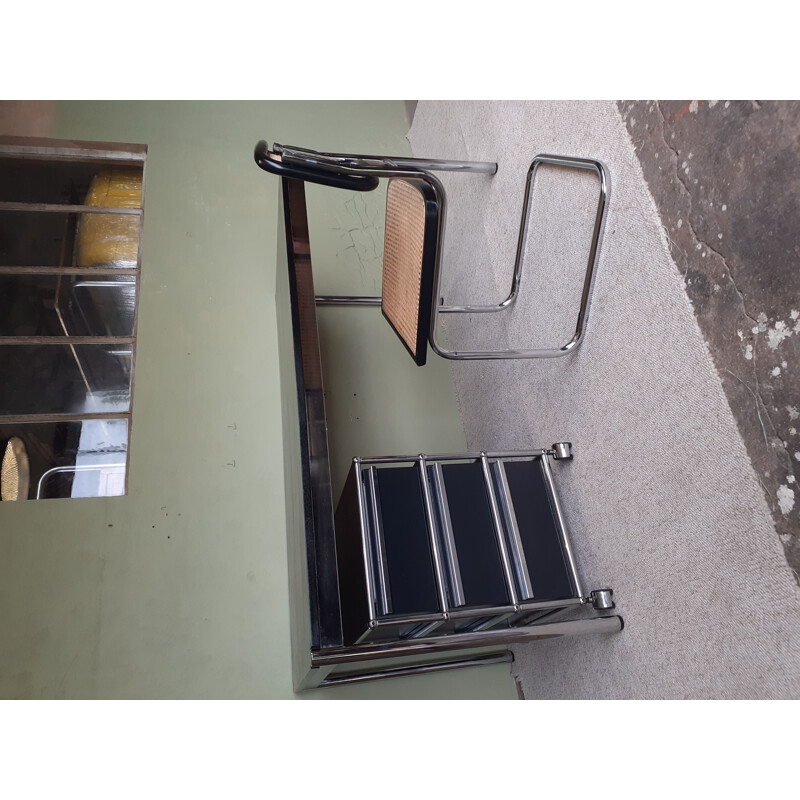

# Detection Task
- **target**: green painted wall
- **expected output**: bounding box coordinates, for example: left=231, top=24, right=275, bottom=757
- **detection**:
left=0, top=101, right=516, bottom=699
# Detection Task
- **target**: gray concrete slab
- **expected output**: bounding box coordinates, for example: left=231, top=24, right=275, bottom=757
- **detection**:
left=619, top=100, right=800, bottom=578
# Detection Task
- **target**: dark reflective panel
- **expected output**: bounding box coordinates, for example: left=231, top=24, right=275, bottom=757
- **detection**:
left=70, top=278, right=137, bottom=337
left=0, top=158, right=143, bottom=206
left=0, top=344, right=132, bottom=415
left=0, top=210, right=76, bottom=268
left=0, top=210, right=140, bottom=269
left=0, top=418, right=127, bottom=500
left=0, top=274, right=136, bottom=337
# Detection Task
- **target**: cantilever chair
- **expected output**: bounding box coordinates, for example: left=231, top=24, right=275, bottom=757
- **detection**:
left=255, top=140, right=609, bottom=366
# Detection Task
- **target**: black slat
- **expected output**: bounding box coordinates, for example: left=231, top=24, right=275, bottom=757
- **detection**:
left=503, top=460, right=575, bottom=601
left=375, top=465, right=440, bottom=616
left=439, top=462, right=510, bottom=608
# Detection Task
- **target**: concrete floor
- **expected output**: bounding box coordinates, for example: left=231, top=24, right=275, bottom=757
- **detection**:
left=619, top=100, right=800, bottom=580
left=409, top=100, right=800, bottom=699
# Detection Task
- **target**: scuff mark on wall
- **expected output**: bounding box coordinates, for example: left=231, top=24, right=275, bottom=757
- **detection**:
left=329, top=192, right=385, bottom=293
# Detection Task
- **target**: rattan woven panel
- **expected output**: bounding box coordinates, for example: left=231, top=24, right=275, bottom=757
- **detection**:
left=383, top=179, right=427, bottom=358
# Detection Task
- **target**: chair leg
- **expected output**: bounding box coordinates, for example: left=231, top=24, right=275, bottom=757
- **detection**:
left=438, top=282, right=521, bottom=314
left=430, top=154, right=610, bottom=360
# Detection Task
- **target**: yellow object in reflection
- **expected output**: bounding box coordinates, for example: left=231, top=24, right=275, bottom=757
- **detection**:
left=76, top=168, right=143, bottom=268
left=1, top=437, right=30, bottom=501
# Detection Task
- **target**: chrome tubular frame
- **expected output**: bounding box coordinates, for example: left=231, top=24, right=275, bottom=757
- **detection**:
left=312, top=615, right=623, bottom=668
left=418, top=454, right=453, bottom=618
left=275, top=142, right=498, bottom=175
left=353, top=457, right=379, bottom=628
left=318, top=651, right=512, bottom=687
left=315, top=295, right=381, bottom=306
left=430, top=154, right=609, bottom=360
left=539, top=453, right=585, bottom=599
left=429, top=462, right=465, bottom=608
left=480, top=452, right=520, bottom=608
left=275, top=141, right=610, bottom=359
left=364, top=467, right=391, bottom=616
left=491, top=460, right=534, bottom=600
left=358, top=448, right=550, bottom=464
left=347, top=448, right=614, bottom=658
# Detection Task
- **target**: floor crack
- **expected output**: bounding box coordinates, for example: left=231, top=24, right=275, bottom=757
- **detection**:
left=692, top=225, right=759, bottom=329
left=724, top=367, right=770, bottom=450
left=655, top=103, right=759, bottom=327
